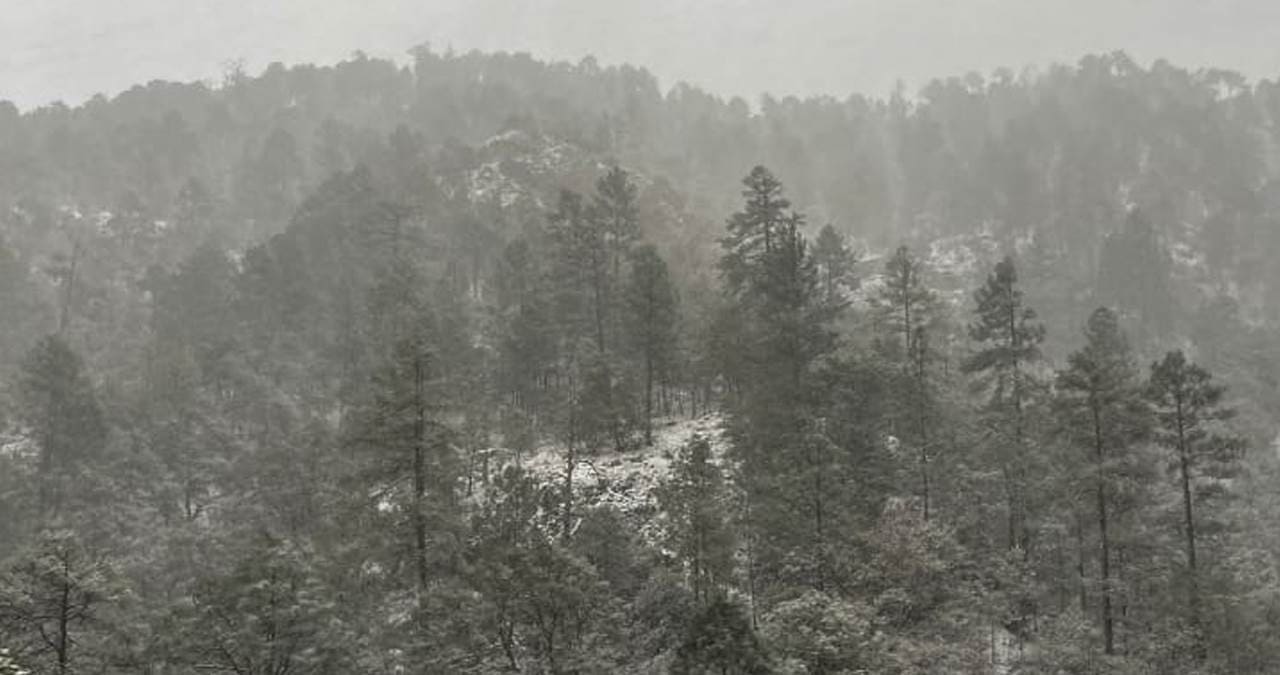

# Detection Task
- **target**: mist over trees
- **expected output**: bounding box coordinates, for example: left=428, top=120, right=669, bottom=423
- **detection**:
left=2, top=45, right=1280, bottom=673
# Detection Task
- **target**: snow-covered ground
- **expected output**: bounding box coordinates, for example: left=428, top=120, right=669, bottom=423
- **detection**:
left=490, top=413, right=728, bottom=545
left=0, top=428, right=34, bottom=460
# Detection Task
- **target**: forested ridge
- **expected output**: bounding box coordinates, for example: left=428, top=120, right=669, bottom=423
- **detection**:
left=3, top=46, right=1280, bottom=673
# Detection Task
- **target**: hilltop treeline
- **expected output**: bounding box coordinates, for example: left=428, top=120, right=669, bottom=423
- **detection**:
left=2, top=47, right=1280, bottom=673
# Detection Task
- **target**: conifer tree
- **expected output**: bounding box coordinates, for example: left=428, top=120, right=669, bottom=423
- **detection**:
left=908, top=324, right=936, bottom=520
left=179, top=535, right=350, bottom=674
left=0, top=531, right=113, bottom=675
left=549, top=188, right=631, bottom=455
left=469, top=467, right=616, bottom=672
left=812, top=223, right=857, bottom=306
left=964, top=255, right=1046, bottom=551
left=495, top=237, right=557, bottom=416
left=719, top=167, right=790, bottom=297
left=17, top=336, right=105, bottom=514
left=1055, top=307, right=1149, bottom=655
left=717, top=166, right=839, bottom=590
left=877, top=245, right=935, bottom=368
left=876, top=246, right=937, bottom=519
left=625, top=245, right=679, bottom=445
left=592, top=166, right=641, bottom=326
left=1146, top=350, right=1245, bottom=650
left=346, top=259, right=462, bottom=594
left=549, top=168, right=640, bottom=357
left=0, top=236, right=44, bottom=369
left=550, top=189, right=609, bottom=352
left=658, top=435, right=735, bottom=604
left=1097, top=208, right=1175, bottom=333
left=149, top=240, right=239, bottom=382
left=559, top=353, right=627, bottom=536
left=671, top=596, right=771, bottom=675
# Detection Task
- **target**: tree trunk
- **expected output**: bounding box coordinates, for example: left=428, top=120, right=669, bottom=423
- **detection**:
left=916, top=346, right=931, bottom=523
left=57, top=238, right=81, bottom=338
left=1056, top=528, right=1067, bottom=612
left=1076, top=509, right=1087, bottom=614
left=1004, top=465, right=1017, bottom=551
left=57, top=550, right=71, bottom=675
left=744, top=493, right=759, bottom=629
left=644, top=350, right=654, bottom=446
left=413, top=354, right=429, bottom=592
left=1007, top=279, right=1030, bottom=556
left=1092, top=400, right=1114, bottom=655
left=1175, top=395, right=1203, bottom=654
left=563, top=434, right=576, bottom=539
left=593, top=253, right=607, bottom=353
left=920, top=444, right=931, bottom=522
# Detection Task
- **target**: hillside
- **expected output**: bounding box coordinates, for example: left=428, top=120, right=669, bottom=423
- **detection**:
left=4, top=46, right=1280, bottom=673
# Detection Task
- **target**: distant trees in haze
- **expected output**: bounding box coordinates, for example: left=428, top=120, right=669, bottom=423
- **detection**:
left=1, top=44, right=1279, bottom=672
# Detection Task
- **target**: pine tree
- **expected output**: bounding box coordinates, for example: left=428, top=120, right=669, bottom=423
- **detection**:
left=762, top=590, right=878, bottom=673
left=174, top=177, right=215, bottom=235
left=908, top=324, right=937, bottom=521
left=876, top=245, right=937, bottom=519
left=495, top=237, right=558, bottom=416
left=48, top=237, right=83, bottom=338
left=671, top=596, right=771, bottom=675
left=963, top=255, right=1045, bottom=552
left=736, top=173, right=837, bottom=416
left=0, top=236, right=45, bottom=369
left=180, top=535, right=350, bottom=674
left=1096, top=208, right=1175, bottom=333
left=658, top=435, right=735, bottom=604
left=877, top=245, right=935, bottom=367
left=717, top=166, right=839, bottom=591
left=467, top=467, right=543, bottom=672
left=719, top=166, right=790, bottom=304
left=245, top=127, right=303, bottom=221
left=549, top=187, right=630, bottom=455
left=592, top=166, right=641, bottom=334
left=716, top=165, right=794, bottom=399
left=346, top=260, right=462, bottom=594
left=550, top=189, right=610, bottom=352
left=812, top=223, right=857, bottom=307
left=548, top=168, right=640, bottom=357
left=1146, top=350, right=1244, bottom=652
left=625, top=245, right=679, bottom=446
left=1055, top=307, right=1150, bottom=655
left=149, top=241, right=239, bottom=382
left=140, top=344, right=223, bottom=523
left=559, top=353, right=627, bottom=536
left=17, top=336, right=106, bottom=514
left=0, top=531, right=113, bottom=675
left=468, top=467, right=616, bottom=672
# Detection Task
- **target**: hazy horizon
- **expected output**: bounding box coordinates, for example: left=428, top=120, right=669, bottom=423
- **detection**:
left=7, top=3, right=1280, bottom=673
left=7, top=0, right=1280, bottom=110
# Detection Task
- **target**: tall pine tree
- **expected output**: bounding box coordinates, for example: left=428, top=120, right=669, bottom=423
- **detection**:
left=1146, top=350, right=1244, bottom=654
left=876, top=246, right=938, bottom=519
left=1055, top=307, right=1149, bottom=655
left=963, top=255, right=1046, bottom=552
left=658, top=434, right=735, bottom=605
left=17, top=336, right=105, bottom=514
left=718, top=166, right=839, bottom=591
left=625, top=245, right=679, bottom=446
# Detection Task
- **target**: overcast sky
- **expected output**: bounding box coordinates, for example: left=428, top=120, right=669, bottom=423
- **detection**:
left=5, top=0, right=1280, bottom=110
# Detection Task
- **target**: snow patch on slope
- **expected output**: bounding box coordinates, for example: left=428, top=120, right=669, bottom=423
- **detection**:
left=509, top=414, right=728, bottom=545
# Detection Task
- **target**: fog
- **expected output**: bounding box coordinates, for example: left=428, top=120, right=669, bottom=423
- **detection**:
left=7, top=0, right=1280, bottom=108
left=5, top=3, right=1280, bottom=672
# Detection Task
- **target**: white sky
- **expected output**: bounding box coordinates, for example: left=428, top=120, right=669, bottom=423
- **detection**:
left=4, top=0, right=1280, bottom=109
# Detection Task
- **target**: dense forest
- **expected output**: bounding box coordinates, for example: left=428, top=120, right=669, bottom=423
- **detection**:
left=3, top=46, right=1280, bottom=673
